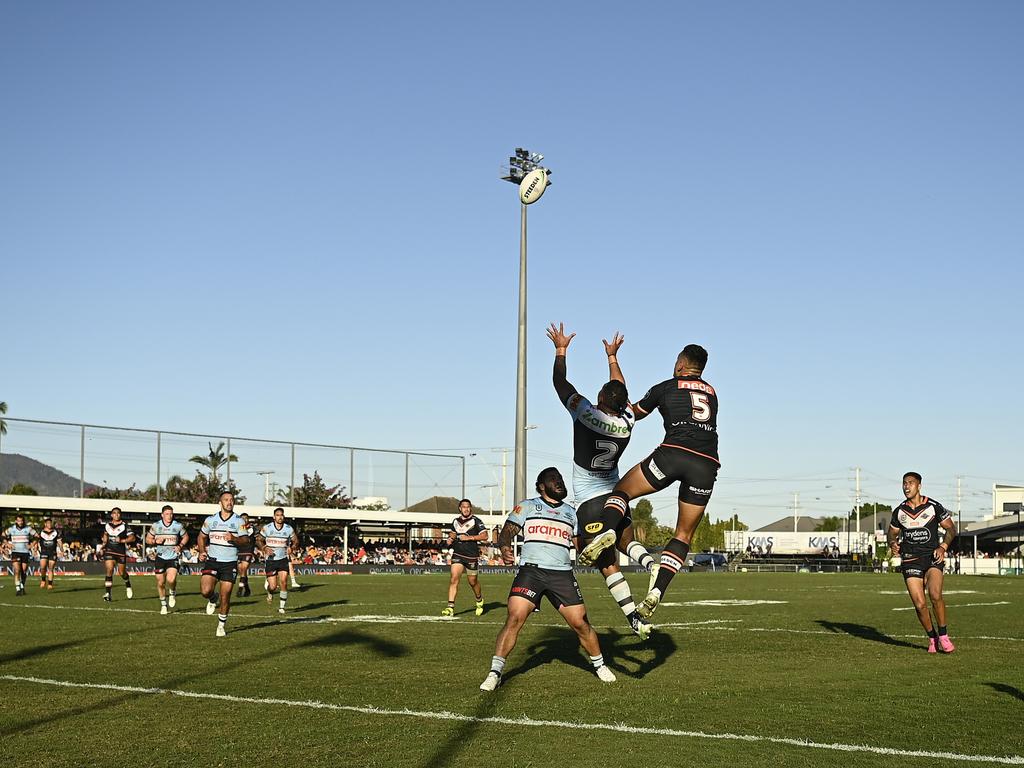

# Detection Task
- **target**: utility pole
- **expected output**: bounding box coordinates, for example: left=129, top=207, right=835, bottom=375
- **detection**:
left=855, top=467, right=861, bottom=536
left=793, top=491, right=800, bottom=533
left=256, top=471, right=274, bottom=506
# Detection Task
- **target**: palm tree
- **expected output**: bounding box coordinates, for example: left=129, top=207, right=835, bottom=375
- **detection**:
left=189, top=441, right=238, bottom=481
left=0, top=401, right=7, bottom=436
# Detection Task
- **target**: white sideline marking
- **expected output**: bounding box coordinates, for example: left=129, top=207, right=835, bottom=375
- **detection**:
left=892, top=602, right=1010, bottom=611
left=1, top=675, right=1021, bottom=765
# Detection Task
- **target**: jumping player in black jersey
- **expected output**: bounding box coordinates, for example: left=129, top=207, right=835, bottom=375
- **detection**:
left=102, top=508, right=136, bottom=601
left=236, top=513, right=255, bottom=597
left=442, top=499, right=488, bottom=617
left=546, top=322, right=655, bottom=639
left=888, top=472, right=957, bottom=653
left=578, top=344, right=719, bottom=620
left=37, top=518, right=62, bottom=590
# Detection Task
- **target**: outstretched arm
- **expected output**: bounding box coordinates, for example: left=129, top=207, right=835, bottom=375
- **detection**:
left=603, top=332, right=625, bottom=385
left=546, top=322, right=578, bottom=405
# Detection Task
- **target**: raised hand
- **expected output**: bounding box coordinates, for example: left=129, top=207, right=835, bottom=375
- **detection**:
left=603, top=331, right=624, bottom=357
left=546, top=322, right=576, bottom=351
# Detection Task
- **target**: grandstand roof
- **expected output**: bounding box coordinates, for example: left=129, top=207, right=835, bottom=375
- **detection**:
left=756, top=515, right=826, bottom=532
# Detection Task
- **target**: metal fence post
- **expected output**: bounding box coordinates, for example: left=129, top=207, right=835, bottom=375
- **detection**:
left=156, top=431, right=162, bottom=502
left=226, top=438, right=231, bottom=484
left=290, top=443, right=296, bottom=507
left=80, top=425, right=85, bottom=498
left=405, top=453, right=410, bottom=512
left=350, top=449, right=355, bottom=500
left=461, top=456, right=466, bottom=499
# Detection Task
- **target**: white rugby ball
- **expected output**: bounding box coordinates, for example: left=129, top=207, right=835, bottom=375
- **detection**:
left=519, top=168, right=548, bottom=205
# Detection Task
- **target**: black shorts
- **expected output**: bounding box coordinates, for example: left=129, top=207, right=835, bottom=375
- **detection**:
left=901, top=554, right=944, bottom=580
left=577, top=494, right=632, bottom=569
left=201, top=560, right=238, bottom=583
left=11, top=551, right=31, bottom=565
left=639, top=445, right=718, bottom=505
left=39, top=549, right=58, bottom=561
left=154, top=557, right=180, bottom=575
left=265, top=558, right=290, bottom=576
left=237, top=551, right=255, bottom=564
left=509, top=564, right=584, bottom=610
left=103, top=550, right=127, bottom=563
left=451, top=554, right=479, bottom=573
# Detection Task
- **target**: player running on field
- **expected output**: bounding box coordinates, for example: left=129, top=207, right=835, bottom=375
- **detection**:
left=480, top=467, right=615, bottom=691
left=37, top=518, right=62, bottom=590
left=146, top=504, right=189, bottom=615
left=888, top=472, right=957, bottom=653
left=198, top=490, right=250, bottom=637
left=441, top=499, right=488, bottom=617
left=236, top=512, right=255, bottom=597
left=578, top=344, right=720, bottom=621
left=258, top=507, right=299, bottom=614
left=102, top=508, right=136, bottom=602
left=546, top=322, right=656, bottom=640
left=4, top=514, right=37, bottom=596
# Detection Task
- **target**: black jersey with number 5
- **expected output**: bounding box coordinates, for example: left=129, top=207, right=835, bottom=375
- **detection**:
left=635, top=375, right=719, bottom=465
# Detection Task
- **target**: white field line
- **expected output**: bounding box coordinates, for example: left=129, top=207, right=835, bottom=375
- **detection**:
left=1, top=674, right=1021, bottom=765
left=3, top=602, right=1022, bottom=642
left=892, top=602, right=1010, bottom=611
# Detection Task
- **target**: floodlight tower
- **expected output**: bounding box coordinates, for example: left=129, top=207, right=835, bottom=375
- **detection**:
left=500, top=148, right=551, bottom=506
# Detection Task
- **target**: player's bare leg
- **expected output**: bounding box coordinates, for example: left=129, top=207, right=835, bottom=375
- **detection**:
left=117, top=561, right=133, bottom=599
left=558, top=603, right=615, bottom=682
left=480, top=596, right=533, bottom=690
left=638, top=500, right=707, bottom=619
left=466, top=570, right=484, bottom=615
left=200, top=573, right=219, bottom=614
left=443, top=562, right=465, bottom=616
left=156, top=571, right=168, bottom=614
left=166, top=568, right=178, bottom=608
left=926, top=568, right=954, bottom=652
left=103, top=558, right=115, bottom=601
left=215, top=579, right=233, bottom=636
left=904, top=576, right=938, bottom=651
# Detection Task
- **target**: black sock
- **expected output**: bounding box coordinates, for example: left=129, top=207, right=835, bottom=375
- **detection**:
left=654, top=538, right=691, bottom=595
left=927, top=628, right=938, bottom=639
left=123, top=576, right=131, bottom=587
left=938, top=625, right=948, bottom=636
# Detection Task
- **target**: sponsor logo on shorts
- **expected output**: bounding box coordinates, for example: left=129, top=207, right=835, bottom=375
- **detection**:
left=511, top=586, right=537, bottom=599
left=584, top=522, right=603, bottom=534
left=648, top=460, right=665, bottom=481
left=688, top=486, right=712, bottom=496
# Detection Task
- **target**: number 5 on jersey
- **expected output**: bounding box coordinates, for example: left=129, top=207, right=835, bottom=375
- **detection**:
left=690, top=393, right=711, bottom=422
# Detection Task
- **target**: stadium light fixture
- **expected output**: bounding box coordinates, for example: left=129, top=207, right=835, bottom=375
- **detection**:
left=499, top=147, right=552, bottom=506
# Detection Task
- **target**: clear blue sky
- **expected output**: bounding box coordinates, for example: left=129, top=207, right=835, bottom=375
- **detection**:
left=2, top=2, right=1022, bottom=527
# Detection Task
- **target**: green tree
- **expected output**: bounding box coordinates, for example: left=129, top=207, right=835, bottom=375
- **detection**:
left=86, top=483, right=146, bottom=501
left=0, top=401, right=7, bottom=436
left=7, top=482, right=37, bottom=496
left=189, top=441, right=238, bottom=481
left=631, top=499, right=659, bottom=544
left=275, top=472, right=351, bottom=509
left=164, top=471, right=246, bottom=505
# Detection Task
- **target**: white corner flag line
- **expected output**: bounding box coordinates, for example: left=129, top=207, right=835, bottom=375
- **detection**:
left=1, top=675, right=1021, bottom=765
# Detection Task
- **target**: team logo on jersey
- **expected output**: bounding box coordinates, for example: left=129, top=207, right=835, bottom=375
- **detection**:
left=512, top=505, right=521, bottom=516
left=898, top=508, right=934, bottom=528
left=584, top=522, right=604, bottom=534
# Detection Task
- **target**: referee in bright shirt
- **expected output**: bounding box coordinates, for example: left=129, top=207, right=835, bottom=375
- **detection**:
left=198, top=490, right=249, bottom=637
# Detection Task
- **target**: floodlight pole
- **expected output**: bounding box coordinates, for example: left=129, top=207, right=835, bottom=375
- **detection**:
left=514, top=201, right=528, bottom=507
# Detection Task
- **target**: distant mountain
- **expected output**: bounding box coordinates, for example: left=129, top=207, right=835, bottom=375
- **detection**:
left=0, top=453, right=98, bottom=496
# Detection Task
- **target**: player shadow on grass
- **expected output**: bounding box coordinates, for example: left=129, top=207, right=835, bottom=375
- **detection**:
left=228, top=614, right=333, bottom=633
left=289, top=599, right=349, bottom=613
left=417, top=691, right=504, bottom=768
left=292, top=627, right=410, bottom=658
left=602, top=627, right=678, bottom=679
left=815, top=620, right=920, bottom=649
left=0, top=640, right=83, bottom=665
left=456, top=601, right=504, bottom=616
left=985, top=683, right=1024, bottom=702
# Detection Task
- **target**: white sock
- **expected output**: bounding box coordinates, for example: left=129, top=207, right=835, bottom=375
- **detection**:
left=626, top=541, right=655, bottom=571
left=280, top=590, right=288, bottom=608
left=490, top=655, right=506, bottom=675
left=605, top=572, right=636, bottom=616
left=218, top=614, right=227, bottom=625
left=589, top=654, right=605, bottom=670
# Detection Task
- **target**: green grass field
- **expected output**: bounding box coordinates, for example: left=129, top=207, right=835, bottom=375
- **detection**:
left=1, top=571, right=1021, bottom=767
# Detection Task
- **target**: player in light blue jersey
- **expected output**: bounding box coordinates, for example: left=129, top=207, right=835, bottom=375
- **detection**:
left=4, top=514, right=37, bottom=596
left=198, top=491, right=249, bottom=637
left=257, top=507, right=299, bottom=614
left=547, top=323, right=656, bottom=640
left=480, top=468, right=615, bottom=691
left=145, top=504, right=189, bottom=615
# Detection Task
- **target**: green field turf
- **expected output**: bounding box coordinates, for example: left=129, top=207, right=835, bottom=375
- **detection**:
left=0, top=571, right=1021, bottom=767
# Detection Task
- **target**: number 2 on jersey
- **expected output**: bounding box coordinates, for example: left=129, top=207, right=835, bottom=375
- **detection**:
left=690, top=392, right=711, bottom=422
left=591, top=440, right=619, bottom=470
